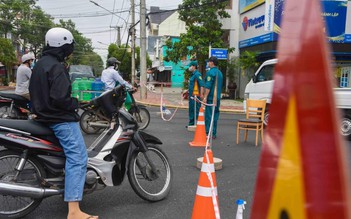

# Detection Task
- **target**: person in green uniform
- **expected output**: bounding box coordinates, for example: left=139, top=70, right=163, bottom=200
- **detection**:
left=203, top=56, right=223, bottom=139
left=187, top=61, right=204, bottom=128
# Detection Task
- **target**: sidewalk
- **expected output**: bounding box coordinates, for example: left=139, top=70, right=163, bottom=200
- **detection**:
left=0, top=86, right=244, bottom=113
left=133, top=87, right=244, bottom=113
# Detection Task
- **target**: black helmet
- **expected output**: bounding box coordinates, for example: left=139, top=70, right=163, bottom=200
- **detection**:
left=107, top=57, right=120, bottom=66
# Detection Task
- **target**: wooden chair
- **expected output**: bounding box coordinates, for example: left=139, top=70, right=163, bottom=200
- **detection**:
left=236, top=99, right=267, bottom=146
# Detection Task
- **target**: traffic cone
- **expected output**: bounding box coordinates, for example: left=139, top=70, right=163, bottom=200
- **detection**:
left=192, top=149, right=220, bottom=219
left=189, top=107, right=207, bottom=147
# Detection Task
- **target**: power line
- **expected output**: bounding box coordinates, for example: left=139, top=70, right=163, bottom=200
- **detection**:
left=147, top=0, right=229, bottom=15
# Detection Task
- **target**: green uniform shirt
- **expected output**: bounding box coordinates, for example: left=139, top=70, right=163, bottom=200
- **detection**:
left=204, top=67, right=223, bottom=101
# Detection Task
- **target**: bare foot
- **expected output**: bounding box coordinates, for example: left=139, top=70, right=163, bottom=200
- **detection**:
left=67, top=211, right=98, bottom=219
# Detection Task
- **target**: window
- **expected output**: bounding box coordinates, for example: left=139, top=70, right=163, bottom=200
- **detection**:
left=340, top=66, right=351, bottom=88
left=255, top=65, right=275, bottom=83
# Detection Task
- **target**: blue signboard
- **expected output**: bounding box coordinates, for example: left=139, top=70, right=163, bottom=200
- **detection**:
left=239, top=33, right=274, bottom=48
left=273, top=0, right=284, bottom=41
left=345, top=34, right=351, bottom=43
left=273, top=0, right=349, bottom=43
left=321, top=1, right=347, bottom=43
left=210, top=48, right=228, bottom=60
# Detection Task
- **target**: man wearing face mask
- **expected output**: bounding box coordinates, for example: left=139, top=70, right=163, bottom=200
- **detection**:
left=203, top=56, right=223, bottom=139
left=187, top=60, right=204, bottom=128
left=15, top=53, right=35, bottom=99
left=101, top=57, right=134, bottom=91
left=29, top=27, right=98, bottom=219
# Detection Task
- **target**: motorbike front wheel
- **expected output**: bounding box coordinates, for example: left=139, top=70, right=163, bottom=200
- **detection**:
left=0, top=150, right=46, bottom=218
left=79, top=110, right=103, bottom=134
left=132, top=108, right=150, bottom=130
left=128, top=144, right=172, bottom=202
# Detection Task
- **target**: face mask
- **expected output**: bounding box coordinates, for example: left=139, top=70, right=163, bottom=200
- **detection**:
left=188, top=67, right=193, bottom=72
left=30, top=61, right=35, bottom=69
left=114, top=64, right=119, bottom=70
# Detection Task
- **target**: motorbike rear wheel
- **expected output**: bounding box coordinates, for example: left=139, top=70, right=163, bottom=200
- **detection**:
left=0, top=150, right=46, bottom=218
left=80, top=110, right=103, bottom=134
left=128, top=144, right=172, bottom=202
left=132, top=107, right=150, bottom=130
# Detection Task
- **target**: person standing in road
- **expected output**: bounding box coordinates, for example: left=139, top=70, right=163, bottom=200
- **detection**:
left=187, top=60, right=204, bottom=128
left=29, top=27, right=98, bottom=219
left=15, top=53, right=35, bottom=99
left=202, top=56, right=223, bottom=139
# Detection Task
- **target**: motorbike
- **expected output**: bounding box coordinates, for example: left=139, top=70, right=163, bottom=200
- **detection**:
left=0, top=92, right=31, bottom=119
left=80, top=89, right=150, bottom=134
left=0, top=85, right=172, bottom=219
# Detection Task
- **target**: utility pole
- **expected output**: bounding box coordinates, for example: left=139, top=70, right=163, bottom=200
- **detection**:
left=110, top=26, right=122, bottom=46
left=131, top=0, right=136, bottom=85
left=140, top=0, right=147, bottom=99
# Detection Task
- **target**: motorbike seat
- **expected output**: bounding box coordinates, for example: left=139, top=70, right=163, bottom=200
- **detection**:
left=0, top=119, right=54, bottom=136
left=0, top=92, right=29, bottom=102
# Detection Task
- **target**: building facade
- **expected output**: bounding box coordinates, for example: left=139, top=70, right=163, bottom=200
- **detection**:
left=236, top=0, right=351, bottom=94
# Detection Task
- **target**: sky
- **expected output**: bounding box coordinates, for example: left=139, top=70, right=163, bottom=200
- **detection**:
left=36, top=0, right=183, bottom=62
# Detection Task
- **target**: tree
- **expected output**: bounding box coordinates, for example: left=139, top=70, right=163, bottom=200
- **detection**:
left=57, top=20, right=93, bottom=64
left=239, top=51, right=259, bottom=79
left=0, top=0, right=35, bottom=38
left=165, top=0, right=231, bottom=73
left=57, top=20, right=103, bottom=73
left=0, top=1, right=54, bottom=57
left=0, top=37, right=17, bottom=83
left=79, top=52, right=104, bottom=77
left=108, top=44, right=152, bottom=81
left=17, top=7, right=54, bottom=58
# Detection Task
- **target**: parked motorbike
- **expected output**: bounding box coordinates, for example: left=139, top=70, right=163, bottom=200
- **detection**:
left=80, top=89, right=150, bottom=134
left=0, top=92, right=31, bottom=119
left=0, top=85, right=172, bottom=219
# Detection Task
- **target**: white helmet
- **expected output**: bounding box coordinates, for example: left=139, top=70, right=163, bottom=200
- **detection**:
left=21, top=54, right=35, bottom=63
left=45, top=27, right=74, bottom=47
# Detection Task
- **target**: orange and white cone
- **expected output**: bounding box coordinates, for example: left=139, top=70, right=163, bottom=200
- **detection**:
left=189, top=107, right=207, bottom=147
left=192, top=149, right=220, bottom=219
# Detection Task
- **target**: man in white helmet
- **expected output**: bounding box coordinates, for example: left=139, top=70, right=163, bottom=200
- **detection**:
left=29, top=27, right=98, bottom=219
left=15, top=53, right=35, bottom=99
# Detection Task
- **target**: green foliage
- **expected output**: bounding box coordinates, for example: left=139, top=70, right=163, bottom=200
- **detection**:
left=165, top=0, right=232, bottom=72
left=183, top=69, right=191, bottom=89
left=0, top=37, right=17, bottom=66
left=58, top=20, right=92, bottom=63
left=227, top=57, right=240, bottom=82
left=0, top=1, right=103, bottom=79
left=0, top=0, right=36, bottom=37
left=0, top=0, right=54, bottom=56
left=239, top=51, right=259, bottom=79
left=78, top=52, right=104, bottom=77
left=107, top=44, right=152, bottom=81
left=57, top=20, right=103, bottom=74
left=17, top=7, right=54, bottom=57
left=0, top=37, right=17, bottom=82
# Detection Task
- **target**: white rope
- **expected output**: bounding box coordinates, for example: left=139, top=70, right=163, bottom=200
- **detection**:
left=139, top=82, right=184, bottom=122
left=192, top=95, right=220, bottom=218
left=204, top=149, right=221, bottom=219
left=159, top=91, right=179, bottom=121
